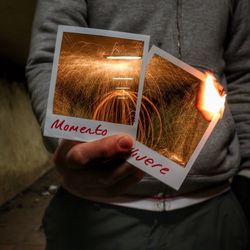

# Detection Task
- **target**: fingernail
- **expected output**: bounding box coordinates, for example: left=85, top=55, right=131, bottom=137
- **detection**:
left=118, top=136, right=132, bottom=149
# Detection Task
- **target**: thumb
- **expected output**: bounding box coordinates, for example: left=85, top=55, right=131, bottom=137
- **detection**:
left=67, top=134, right=133, bottom=166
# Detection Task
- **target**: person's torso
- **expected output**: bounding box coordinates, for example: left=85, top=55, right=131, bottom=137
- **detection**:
left=78, top=0, right=241, bottom=194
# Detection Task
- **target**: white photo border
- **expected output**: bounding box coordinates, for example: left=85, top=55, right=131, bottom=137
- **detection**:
left=44, top=25, right=150, bottom=142
left=127, top=46, right=221, bottom=190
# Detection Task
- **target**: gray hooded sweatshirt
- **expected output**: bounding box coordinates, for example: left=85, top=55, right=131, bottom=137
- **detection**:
left=26, top=0, right=250, bottom=197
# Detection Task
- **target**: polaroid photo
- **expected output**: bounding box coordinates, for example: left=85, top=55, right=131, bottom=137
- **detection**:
left=127, top=46, right=222, bottom=190
left=44, top=25, right=150, bottom=142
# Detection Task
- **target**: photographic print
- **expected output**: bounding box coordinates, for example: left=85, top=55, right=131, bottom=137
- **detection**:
left=44, top=26, right=150, bottom=142
left=127, top=46, right=224, bottom=190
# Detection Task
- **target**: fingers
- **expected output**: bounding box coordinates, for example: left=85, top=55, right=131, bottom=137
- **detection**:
left=53, top=139, right=82, bottom=170
left=53, top=134, right=144, bottom=199
left=66, top=134, right=133, bottom=167
left=98, top=161, right=138, bottom=186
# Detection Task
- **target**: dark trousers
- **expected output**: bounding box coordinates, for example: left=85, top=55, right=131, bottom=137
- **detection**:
left=232, top=175, right=250, bottom=224
left=43, top=188, right=249, bottom=250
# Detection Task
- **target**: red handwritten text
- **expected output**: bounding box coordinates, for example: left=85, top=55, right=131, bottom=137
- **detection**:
left=51, top=119, right=108, bottom=136
left=131, top=148, right=169, bottom=175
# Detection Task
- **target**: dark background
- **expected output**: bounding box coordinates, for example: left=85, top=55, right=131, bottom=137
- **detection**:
left=0, top=0, right=36, bottom=79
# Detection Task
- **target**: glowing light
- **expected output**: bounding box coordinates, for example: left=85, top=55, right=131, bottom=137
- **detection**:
left=106, top=56, right=142, bottom=60
left=102, top=61, right=131, bottom=71
left=113, top=77, right=134, bottom=80
left=197, top=73, right=226, bottom=121
left=92, top=90, right=163, bottom=149
left=115, top=87, right=131, bottom=90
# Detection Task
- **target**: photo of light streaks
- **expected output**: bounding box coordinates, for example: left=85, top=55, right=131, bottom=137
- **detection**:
left=53, top=32, right=144, bottom=125
left=137, top=54, right=210, bottom=167
left=53, top=31, right=210, bottom=167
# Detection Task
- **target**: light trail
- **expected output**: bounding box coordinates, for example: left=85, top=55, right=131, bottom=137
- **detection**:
left=54, top=33, right=211, bottom=167
left=113, top=77, right=134, bottom=81
left=106, top=56, right=142, bottom=60
left=92, top=90, right=163, bottom=149
left=115, top=87, right=131, bottom=90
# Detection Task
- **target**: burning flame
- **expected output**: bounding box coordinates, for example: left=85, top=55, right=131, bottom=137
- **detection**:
left=197, top=73, right=226, bottom=121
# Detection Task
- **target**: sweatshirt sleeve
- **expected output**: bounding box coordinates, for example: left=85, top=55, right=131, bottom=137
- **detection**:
left=224, top=0, right=250, bottom=171
left=26, top=0, right=88, bottom=152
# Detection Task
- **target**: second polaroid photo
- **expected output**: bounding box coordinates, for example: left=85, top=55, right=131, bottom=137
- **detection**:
left=128, top=46, right=224, bottom=190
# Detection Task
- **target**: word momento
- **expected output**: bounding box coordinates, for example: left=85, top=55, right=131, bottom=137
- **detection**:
left=50, top=119, right=108, bottom=136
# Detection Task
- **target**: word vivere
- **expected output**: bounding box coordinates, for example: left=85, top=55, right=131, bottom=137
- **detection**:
left=131, top=148, right=170, bottom=175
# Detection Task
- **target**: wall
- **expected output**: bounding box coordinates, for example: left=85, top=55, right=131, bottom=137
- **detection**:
left=0, top=80, right=52, bottom=205
left=0, top=0, right=52, bottom=205
left=0, top=0, right=37, bottom=65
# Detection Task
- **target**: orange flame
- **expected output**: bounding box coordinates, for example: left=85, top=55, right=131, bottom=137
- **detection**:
left=196, top=73, right=226, bottom=121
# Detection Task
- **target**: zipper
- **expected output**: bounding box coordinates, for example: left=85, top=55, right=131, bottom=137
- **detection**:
left=176, top=0, right=182, bottom=59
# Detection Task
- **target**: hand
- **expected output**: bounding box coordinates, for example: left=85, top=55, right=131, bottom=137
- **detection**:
left=53, top=135, right=145, bottom=199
